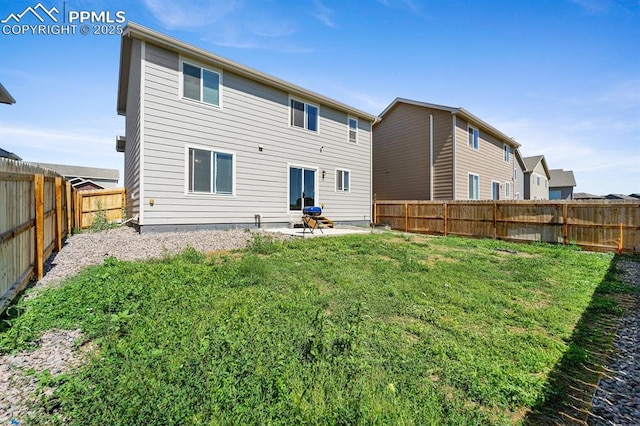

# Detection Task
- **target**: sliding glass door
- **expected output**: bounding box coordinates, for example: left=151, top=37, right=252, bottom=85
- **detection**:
left=289, top=167, right=316, bottom=211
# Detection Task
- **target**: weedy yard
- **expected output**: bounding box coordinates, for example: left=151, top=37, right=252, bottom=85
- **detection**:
left=0, top=232, right=630, bottom=425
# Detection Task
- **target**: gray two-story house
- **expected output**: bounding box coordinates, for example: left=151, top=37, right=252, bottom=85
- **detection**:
left=117, top=23, right=377, bottom=232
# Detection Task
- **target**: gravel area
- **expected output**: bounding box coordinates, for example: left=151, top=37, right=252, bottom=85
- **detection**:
left=589, top=260, right=640, bottom=426
left=2, top=226, right=290, bottom=424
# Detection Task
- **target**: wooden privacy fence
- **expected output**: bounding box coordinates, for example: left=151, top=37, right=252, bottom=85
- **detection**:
left=1, top=158, right=126, bottom=312
left=74, top=188, right=126, bottom=229
left=374, top=200, right=640, bottom=254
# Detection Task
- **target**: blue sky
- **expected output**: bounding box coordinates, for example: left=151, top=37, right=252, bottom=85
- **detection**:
left=1, top=0, right=638, bottom=195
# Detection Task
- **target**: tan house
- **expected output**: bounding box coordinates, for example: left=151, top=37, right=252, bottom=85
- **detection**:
left=373, top=98, right=520, bottom=201
left=522, top=155, right=550, bottom=200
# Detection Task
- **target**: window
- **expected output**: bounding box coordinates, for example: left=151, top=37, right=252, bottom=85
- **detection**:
left=348, top=117, right=357, bottom=143
left=505, top=182, right=511, bottom=198
left=289, top=166, right=316, bottom=211
left=182, top=62, right=220, bottom=106
left=468, top=126, right=479, bottom=150
left=549, top=189, right=562, bottom=200
left=188, top=148, right=233, bottom=194
left=514, top=168, right=518, bottom=180
left=492, top=181, right=500, bottom=200
left=536, top=175, right=541, bottom=186
left=515, top=192, right=521, bottom=200
left=291, top=98, right=318, bottom=132
left=336, top=169, right=350, bottom=192
left=504, top=144, right=511, bottom=162
left=468, top=174, right=479, bottom=200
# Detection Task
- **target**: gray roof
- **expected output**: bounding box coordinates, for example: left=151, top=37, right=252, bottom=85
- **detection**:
left=549, top=169, right=576, bottom=188
left=605, top=194, right=636, bottom=200
left=29, top=162, right=119, bottom=180
left=118, top=22, right=379, bottom=123
left=0, top=83, right=16, bottom=105
left=522, top=155, right=551, bottom=178
left=0, top=147, right=22, bottom=161
left=574, top=192, right=604, bottom=199
left=630, top=193, right=640, bottom=199
left=379, top=98, right=521, bottom=148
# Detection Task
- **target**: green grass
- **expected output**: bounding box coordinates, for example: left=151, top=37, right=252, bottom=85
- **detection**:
left=0, top=232, right=622, bottom=425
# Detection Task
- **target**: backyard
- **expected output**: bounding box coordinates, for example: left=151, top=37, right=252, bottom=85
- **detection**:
left=0, top=231, right=635, bottom=425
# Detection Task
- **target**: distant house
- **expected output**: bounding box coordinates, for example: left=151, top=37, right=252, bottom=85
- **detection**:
left=0, top=147, right=22, bottom=161
left=373, top=98, right=520, bottom=201
left=630, top=193, right=640, bottom=199
left=604, top=194, right=636, bottom=201
left=116, top=23, right=378, bottom=232
left=548, top=169, right=576, bottom=200
left=29, top=162, right=120, bottom=190
left=513, top=149, right=526, bottom=200
left=574, top=192, right=604, bottom=200
left=522, top=155, right=550, bottom=200
left=0, top=83, right=16, bottom=105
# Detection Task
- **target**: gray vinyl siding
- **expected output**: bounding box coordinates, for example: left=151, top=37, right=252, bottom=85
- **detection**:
left=526, top=162, right=549, bottom=200
left=139, top=43, right=371, bottom=226
left=549, top=186, right=573, bottom=200
left=372, top=103, right=430, bottom=200
left=123, top=39, right=142, bottom=221
left=514, top=160, right=524, bottom=199
left=454, top=118, right=514, bottom=200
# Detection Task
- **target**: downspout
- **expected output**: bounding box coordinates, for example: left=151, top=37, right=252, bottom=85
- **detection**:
left=429, top=113, right=434, bottom=201
left=452, top=114, right=457, bottom=200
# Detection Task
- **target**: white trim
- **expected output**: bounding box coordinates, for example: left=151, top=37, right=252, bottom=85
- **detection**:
left=139, top=40, right=146, bottom=225
left=503, top=143, right=511, bottom=163
left=288, top=95, right=320, bottom=134
left=491, top=180, right=501, bottom=200
left=179, top=57, right=223, bottom=109
left=467, top=124, right=479, bottom=150
left=286, top=163, right=319, bottom=214
left=335, top=168, right=351, bottom=193
left=468, top=172, right=479, bottom=200
left=184, top=143, right=236, bottom=197
left=505, top=181, right=511, bottom=198
left=347, top=116, right=358, bottom=143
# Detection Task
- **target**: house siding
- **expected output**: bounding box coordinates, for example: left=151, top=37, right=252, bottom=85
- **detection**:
left=372, top=103, right=430, bottom=200
left=431, top=109, right=454, bottom=200
left=124, top=39, right=142, bottom=221
left=454, top=117, right=513, bottom=200
left=526, top=162, right=549, bottom=200
left=139, top=44, right=371, bottom=227
left=514, top=160, right=524, bottom=199
left=549, top=186, right=573, bottom=200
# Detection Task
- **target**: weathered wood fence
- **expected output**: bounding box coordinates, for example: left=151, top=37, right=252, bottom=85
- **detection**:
left=1, top=158, right=125, bottom=312
left=374, top=200, right=639, bottom=254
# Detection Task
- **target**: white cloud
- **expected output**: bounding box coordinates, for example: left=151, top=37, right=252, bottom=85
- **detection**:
left=143, top=0, right=241, bottom=30
left=567, top=0, right=610, bottom=13
left=311, top=0, right=336, bottom=27
left=377, top=0, right=422, bottom=13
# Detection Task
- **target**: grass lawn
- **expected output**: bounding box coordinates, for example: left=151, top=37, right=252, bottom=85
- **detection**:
left=0, top=232, right=627, bottom=425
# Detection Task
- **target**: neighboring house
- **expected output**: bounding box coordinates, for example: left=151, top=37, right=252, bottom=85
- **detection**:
left=522, top=155, right=550, bottom=200
left=373, top=98, right=520, bottom=201
left=116, top=23, right=378, bottom=232
left=604, top=194, right=636, bottom=200
left=0, top=83, right=16, bottom=105
left=513, top=149, right=526, bottom=200
left=574, top=192, right=604, bottom=200
left=630, top=193, right=640, bottom=199
left=548, top=169, right=576, bottom=200
left=29, top=162, right=120, bottom=190
left=0, top=147, right=22, bottom=161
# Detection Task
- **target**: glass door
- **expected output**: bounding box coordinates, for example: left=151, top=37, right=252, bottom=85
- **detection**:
left=289, top=167, right=316, bottom=211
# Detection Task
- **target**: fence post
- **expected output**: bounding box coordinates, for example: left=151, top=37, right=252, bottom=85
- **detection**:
left=443, top=202, right=447, bottom=236
left=493, top=202, right=498, bottom=239
left=55, top=177, right=63, bottom=251
left=562, top=203, right=568, bottom=245
left=373, top=202, right=377, bottom=224
left=404, top=203, right=408, bottom=232
left=34, top=174, right=44, bottom=280
left=66, top=181, right=72, bottom=234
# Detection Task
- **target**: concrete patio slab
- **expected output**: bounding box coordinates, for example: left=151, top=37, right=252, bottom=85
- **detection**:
left=262, top=227, right=371, bottom=238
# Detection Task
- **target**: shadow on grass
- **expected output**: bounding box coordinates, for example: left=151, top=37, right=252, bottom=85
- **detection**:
left=525, top=254, right=639, bottom=425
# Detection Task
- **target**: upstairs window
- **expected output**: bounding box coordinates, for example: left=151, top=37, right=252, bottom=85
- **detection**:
left=188, top=148, right=233, bottom=195
left=504, top=144, right=511, bottom=162
left=348, top=117, right=357, bottom=143
left=537, top=175, right=541, bottom=186
left=182, top=62, right=220, bottom=106
left=336, top=169, right=350, bottom=192
left=291, top=99, right=318, bottom=132
left=514, top=168, right=518, bottom=180
left=468, top=126, right=479, bottom=150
